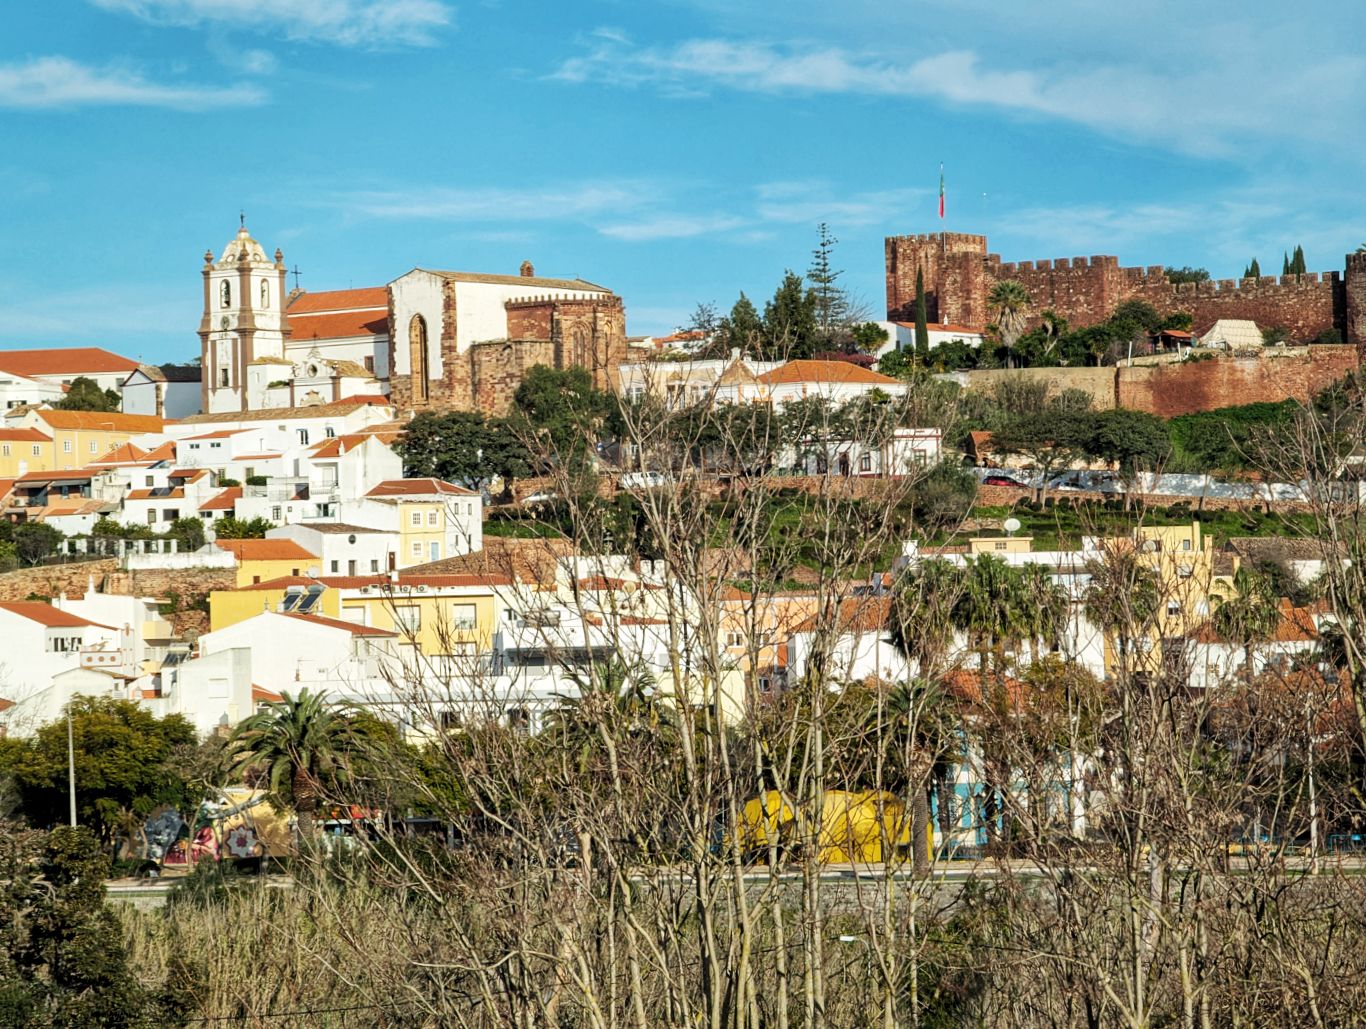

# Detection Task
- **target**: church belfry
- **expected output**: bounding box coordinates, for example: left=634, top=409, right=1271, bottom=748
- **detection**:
left=198, top=224, right=290, bottom=413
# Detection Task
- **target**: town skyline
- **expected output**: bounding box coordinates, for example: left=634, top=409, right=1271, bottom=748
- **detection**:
left=5, top=0, right=1366, bottom=362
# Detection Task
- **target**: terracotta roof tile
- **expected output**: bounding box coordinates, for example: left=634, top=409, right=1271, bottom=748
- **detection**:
left=0, top=601, right=116, bottom=630
left=238, top=572, right=510, bottom=591
left=199, top=486, right=242, bottom=512
left=366, top=477, right=476, bottom=498
left=34, top=410, right=164, bottom=433
left=215, top=539, right=319, bottom=562
left=289, top=311, right=388, bottom=341
left=178, top=398, right=392, bottom=425
left=126, top=487, right=185, bottom=500
left=279, top=612, right=397, bottom=636
left=286, top=287, right=389, bottom=314
left=0, top=347, right=139, bottom=377
left=0, top=428, right=53, bottom=442
left=756, top=360, right=900, bottom=387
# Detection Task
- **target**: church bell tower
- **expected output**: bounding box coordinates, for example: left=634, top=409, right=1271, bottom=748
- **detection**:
left=198, top=222, right=291, bottom=413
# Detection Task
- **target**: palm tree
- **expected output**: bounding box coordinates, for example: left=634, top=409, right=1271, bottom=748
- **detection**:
left=989, top=280, right=1030, bottom=369
left=226, top=689, right=373, bottom=838
left=1212, top=566, right=1282, bottom=683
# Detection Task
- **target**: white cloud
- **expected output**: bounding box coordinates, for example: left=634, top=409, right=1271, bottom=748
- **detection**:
left=0, top=57, right=265, bottom=110
left=552, top=35, right=1366, bottom=156
left=332, top=182, right=654, bottom=222
left=600, top=214, right=748, bottom=241
left=91, top=0, right=453, bottom=47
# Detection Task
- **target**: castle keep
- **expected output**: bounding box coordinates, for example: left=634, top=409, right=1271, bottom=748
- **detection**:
left=886, top=232, right=1366, bottom=345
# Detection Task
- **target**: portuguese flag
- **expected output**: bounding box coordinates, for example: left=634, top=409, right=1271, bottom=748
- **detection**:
left=939, top=164, right=945, bottom=219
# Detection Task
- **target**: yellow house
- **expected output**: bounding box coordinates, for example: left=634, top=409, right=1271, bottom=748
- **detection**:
left=360, top=479, right=483, bottom=568
left=209, top=571, right=507, bottom=656
left=18, top=410, right=166, bottom=472
left=0, top=428, right=56, bottom=478
left=1095, top=521, right=1238, bottom=677
left=215, top=538, right=323, bottom=588
left=967, top=535, right=1034, bottom=556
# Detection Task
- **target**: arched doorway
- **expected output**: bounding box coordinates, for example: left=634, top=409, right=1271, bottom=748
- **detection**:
left=408, top=315, right=430, bottom=403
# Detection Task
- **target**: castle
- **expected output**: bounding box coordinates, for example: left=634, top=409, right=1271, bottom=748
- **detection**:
left=198, top=225, right=628, bottom=415
left=885, top=232, right=1366, bottom=345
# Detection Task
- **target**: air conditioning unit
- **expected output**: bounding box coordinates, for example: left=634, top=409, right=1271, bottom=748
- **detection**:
left=360, top=585, right=372, bottom=594
left=416, top=584, right=428, bottom=593
left=400, top=584, right=412, bottom=593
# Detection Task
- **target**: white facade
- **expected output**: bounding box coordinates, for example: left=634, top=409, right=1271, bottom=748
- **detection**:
left=0, top=372, right=64, bottom=411
left=268, top=523, right=399, bottom=577
left=201, top=226, right=290, bottom=413
left=799, top=428, right=944, bottom=477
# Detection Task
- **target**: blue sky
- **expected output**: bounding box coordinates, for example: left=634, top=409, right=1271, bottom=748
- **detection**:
left=3, top=1, right=1365, bottom=363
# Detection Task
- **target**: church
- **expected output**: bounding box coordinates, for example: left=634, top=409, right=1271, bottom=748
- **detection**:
left=198, top=224, right=629, bottom=415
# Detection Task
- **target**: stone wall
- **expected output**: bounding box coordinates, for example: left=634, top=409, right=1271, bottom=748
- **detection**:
left=886, top=231, right=1363, bottom=344
left=0, top=559, right=119, bottom=603
left=946, top=346, right=1359, bottom=416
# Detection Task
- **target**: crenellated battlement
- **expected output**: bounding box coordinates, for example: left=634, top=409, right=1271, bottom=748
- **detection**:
left=886, top=227, right=1364, bottom=346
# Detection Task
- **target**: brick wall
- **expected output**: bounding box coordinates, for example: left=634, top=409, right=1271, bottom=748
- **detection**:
left=887, top=231, right=1359, bottom=344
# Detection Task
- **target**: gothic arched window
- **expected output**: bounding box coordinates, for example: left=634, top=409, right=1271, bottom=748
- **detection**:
left=220, top=280, right=231, bottom=309
left=260, top=279, right=270, bottom=308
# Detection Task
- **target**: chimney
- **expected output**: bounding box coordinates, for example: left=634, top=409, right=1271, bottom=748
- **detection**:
left=520, top=260, right=535, bottom=278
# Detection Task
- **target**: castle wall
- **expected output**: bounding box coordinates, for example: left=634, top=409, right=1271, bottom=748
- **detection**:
left=946, top=345, right=1358, bottom=417
left=886, top=232, right=1362, bottom=345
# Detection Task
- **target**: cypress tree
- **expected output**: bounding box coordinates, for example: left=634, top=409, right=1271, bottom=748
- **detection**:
left=1292, top=245, right=1306, bottom=276
left=1245, top=258, right=1261, bottom=279
left=1283, top=252, right=1291, bottom=275
left=914, top=268, right=930, bottom=361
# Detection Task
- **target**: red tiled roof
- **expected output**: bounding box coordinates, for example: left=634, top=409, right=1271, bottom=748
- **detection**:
left=34, top=410, right=164, bottom=433
left=215, top=539, right=319, bottom=562
left=286, top=287, right=388, bottom=315
left=791, top=596, right=891, bottom=634
left=309, top=433, right=398, bottom=459
left=575, top=576, right=663, bottom=592
left=366, top=478, right=475, bottom=498
left=279, top=612, right=397, bottom=636
left=336, top=394, right=391, bottom=406
left=199, top=486, right=242, bottom=512
left=170, top=468, right=208, bottom=481
left=126, top=487, right=185, bottom=501
left=143, top=441, right=177, bottom=462
left=0, top=428, right=53, bottom=442
left=183, top=429, right=244, bottom=441
left=252, top=685, right=284, bottom=704
left=288, top=311, right=388, bottom=341
left=16, top=469, right=94, bottom=482
left=0, top=347, right=139, bottom=377
left=757, top=360, right=899, bottom=386
left=90, top=442, right=150, bottom=465
left=0, top=601, right=115, bottom=630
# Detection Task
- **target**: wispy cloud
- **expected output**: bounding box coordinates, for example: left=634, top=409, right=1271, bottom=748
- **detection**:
left=600, top=214, right=748, bottom=241
left=91, top=0, right=453, bottom=47
left=331, top=182, right=655, bottom=222
left=0, top=57, right=265, bottom=110
left=552, top=35, right=1366, bottom=156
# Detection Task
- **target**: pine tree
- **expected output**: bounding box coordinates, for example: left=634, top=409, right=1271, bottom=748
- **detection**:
left=763, top=271, right=819, bottom=360
left=725, top=293, right=763, bottom=356
left=1292, top=245, right=1306, bottom=276
left=1245, top=258, right=1261, bottom=280
left=914, top=268, right=930, bottom=362
left=807, top=223, right=849, bottom=346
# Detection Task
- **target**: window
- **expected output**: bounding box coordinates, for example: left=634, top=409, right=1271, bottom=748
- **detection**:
left=1167, top=601, right=1181, bottom=617
left=219, top=367, right=229, bottom=387
left=994, top=541, right=1008, bottom=550
left=725, top=631, right=744, bottom=648
left=31, top=445, right=39, bottom=456
left=189, top=443, right=200, bottom=450
left=324, top=427, right=336, bottom=438
left=410, top=511, right=422, bottom=527
left=859, top=453, right=872, bottom=472
left=89, top=441, right=97, bottom=453
left=147, top=510, right=156, bottom=525
left=271, top=506, right=281, bottom=520
left=330, top=560, right=340, bottom=573
left=297, top=429, right=309, bottom=445
left=1, top=445, right=9, bottom=457
left=62, top=440, right=71, bottom=453
left=369, top=559, right=379, bottom=572
left=451, top=604, right=477, bottom=630
left=145, top=476, right=154, bottom=487
left=1181, top=539, right=1192, bottom=551
left=164, top=509, right=179, bottom=522
left=410, top=541, right=422, bottom=558
left=220, top=280, right=231, bottom=308
left=430, top=541, right=440, bottom=562
left=394, top=606, right=421, bottom=632
left=210, top=441, right=222, bottom=449
left=363, top=356, right=374, bottom=372
left=427, top=510, right=439, bottom=526
left=259, top=279, right=270, bottom=308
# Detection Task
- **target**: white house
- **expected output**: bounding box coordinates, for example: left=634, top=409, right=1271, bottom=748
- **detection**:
left=339, top=478, right=483, bottom=565
left=799, top=428, right=943, bottom=477
left=0, top=347, right=140, bottom=402
left=714, top=359, right=906, bottom=409
left=267, top=522, right=398, bottom=577
left=121, top=364, right=202, bottom=419
left=874, top=321, right=987, bottom=358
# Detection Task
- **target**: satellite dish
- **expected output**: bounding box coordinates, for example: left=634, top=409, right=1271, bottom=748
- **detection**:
left=1003, top=517, right=1021, bottom=535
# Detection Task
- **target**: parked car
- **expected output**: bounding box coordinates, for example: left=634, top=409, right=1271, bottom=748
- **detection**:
left=618, top=471, right=671, bottom=490
left=522, top=491, right=558, bottom=505
left=983, top=474, right=1029, bottom=489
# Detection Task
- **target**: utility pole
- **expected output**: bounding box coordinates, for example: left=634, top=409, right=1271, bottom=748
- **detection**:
left=67, top=710, right=77, bottom=827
